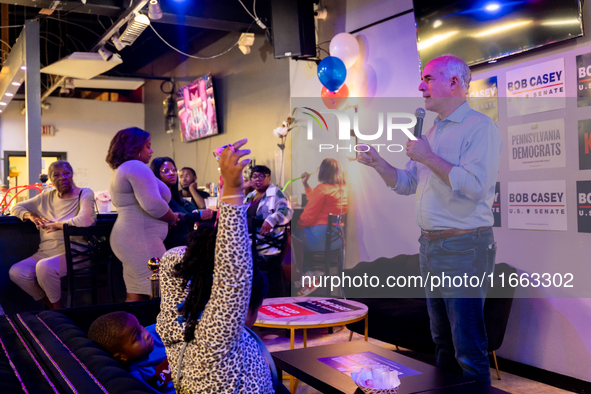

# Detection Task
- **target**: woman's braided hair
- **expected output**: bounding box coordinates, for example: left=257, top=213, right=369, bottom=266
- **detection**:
left=173, top=223, right=269, bottom=342
left=173, top=224, right=218, bottom=342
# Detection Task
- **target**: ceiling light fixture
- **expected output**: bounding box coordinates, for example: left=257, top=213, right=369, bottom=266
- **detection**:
left=5, top=93, right=14, bottom=97
left=60, top=78, right=74, bottom=94
left=238, top=33, right=255, bottom=55
left=112, top=35, right=126, bottom=51
left=120, top=13, right=151, bottom=47
left=12, top=82, right=21, bottom=86
left=148, top=0, right=163, bottom=20
left=98, top=46, right=114, bottom=61
left=0, top=102, right=7, bottom=106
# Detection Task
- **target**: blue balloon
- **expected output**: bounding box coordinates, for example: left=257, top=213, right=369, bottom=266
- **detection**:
left=317, top=56, right=347, bottom=92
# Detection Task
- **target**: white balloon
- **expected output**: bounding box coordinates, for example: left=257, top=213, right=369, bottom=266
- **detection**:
left=330, top=33, right=360, bottom=69
left=345, top=66, right=368, bottom=98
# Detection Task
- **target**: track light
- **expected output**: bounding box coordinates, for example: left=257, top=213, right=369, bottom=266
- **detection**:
left=238, top=33, right=255, bottom=55
left=148, top=0, right=163, bottom=20
left=112, top=35, right=126, bottom=51
left=60, top=78, right=74, bottom=94
left=120, top=13, right=150, bottom=47
left=98, top=46, right=114, bottom=61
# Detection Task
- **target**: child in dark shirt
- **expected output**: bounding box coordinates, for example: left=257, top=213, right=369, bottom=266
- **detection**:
left=88, top=311, right=175, bottom=394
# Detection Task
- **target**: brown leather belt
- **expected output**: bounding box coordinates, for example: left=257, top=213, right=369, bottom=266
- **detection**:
left=421, top=227, right=491, bottom=241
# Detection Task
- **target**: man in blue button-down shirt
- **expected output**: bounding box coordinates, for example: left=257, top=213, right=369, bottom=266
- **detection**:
left=358, top=55, right=502, bottom=384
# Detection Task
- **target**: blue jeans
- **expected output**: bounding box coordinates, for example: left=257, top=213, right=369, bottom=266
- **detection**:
left=419, top=227, right=496, bottom=384
left=293, top=225, right=344, bottom=252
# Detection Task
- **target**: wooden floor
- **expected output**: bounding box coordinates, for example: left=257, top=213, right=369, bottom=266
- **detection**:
left=257, top=326, right=575, bottom=394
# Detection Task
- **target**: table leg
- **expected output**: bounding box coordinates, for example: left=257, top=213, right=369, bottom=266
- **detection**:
left=303, top=329, right=307, bottom=348
left=364, top=315, right=368, bottom=342
left=289, top=328, right=298, bottom=393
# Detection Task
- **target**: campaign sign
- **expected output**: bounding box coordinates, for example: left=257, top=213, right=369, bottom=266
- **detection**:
left=507, top=118, right=565, bottom=171
left=578, top=119, right=591, bottom=170
left=258, top=303, right=317, bottom=319
left=468, top=76, right=498, bottom=121
left=577, top=181, right=591, bottom=233
left=576, top=53, right=591, bottom=107
left=318, top=351, right=422, bottom=377
left=508, top=180, right=567, bottom=231
left=295, top=299, right=362, bottom=314
left=505, top=58, right=566, bottom=117
left=492, top=182, right=501, bottom=227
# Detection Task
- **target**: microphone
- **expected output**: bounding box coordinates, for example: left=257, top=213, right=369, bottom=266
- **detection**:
left=414, top=108, right=426, bottom=139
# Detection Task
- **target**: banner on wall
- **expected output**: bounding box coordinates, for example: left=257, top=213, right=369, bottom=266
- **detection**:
left=467, top=76, right=498, bottom=121
left=505, top=58, right=566, bottom=117
left=578, top=119, right=591, bottom=170
left=577, top=181, right=591, bottom=233
left=508, top=180, right=567, bottom=231
left=492, top=182, right=501, bottom=227
left=576, top=53, right=591, bottom=107
left=508, top=118, right=565, bottom=171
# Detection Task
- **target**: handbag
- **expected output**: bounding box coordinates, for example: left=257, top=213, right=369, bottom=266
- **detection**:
left=74, top=190, right=112, bottom=261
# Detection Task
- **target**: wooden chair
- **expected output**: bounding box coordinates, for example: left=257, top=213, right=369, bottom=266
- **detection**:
left=62, top=223, right=116, bottom=308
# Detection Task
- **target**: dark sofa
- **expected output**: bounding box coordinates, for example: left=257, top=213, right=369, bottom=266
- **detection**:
left=345, top=254, right=516, bottom=368
left=0, top=300, right=161, bottom=394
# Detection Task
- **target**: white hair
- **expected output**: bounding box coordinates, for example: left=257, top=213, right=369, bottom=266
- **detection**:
left=48, top=160, right=73, bottom=178
left=434, top=54, right=471, bottom=91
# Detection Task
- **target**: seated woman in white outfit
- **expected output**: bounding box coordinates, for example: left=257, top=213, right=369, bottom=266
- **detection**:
left=9, top=160, right=96, bottom=309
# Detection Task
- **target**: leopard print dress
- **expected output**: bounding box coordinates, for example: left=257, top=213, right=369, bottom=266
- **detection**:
left=156, top=203, right=274, bottom=394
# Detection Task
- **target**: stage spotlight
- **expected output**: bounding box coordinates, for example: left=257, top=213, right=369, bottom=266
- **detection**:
left=149, top=0, right=163, bottom=20
left=120, top=13, right=151, bottom=46
left=238, top=33, right=255, bottom=55
left=484, top=2, right=501, bottom=12
left=112, top=35, right=126, bottom=51
left=98, top=46, right=114, bottom=61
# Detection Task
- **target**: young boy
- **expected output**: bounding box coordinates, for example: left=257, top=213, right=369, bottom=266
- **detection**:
left=88, top=311, right=174, bottom=394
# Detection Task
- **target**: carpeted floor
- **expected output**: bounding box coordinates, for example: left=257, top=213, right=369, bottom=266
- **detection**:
left=254, top=326, right=575, bottom=394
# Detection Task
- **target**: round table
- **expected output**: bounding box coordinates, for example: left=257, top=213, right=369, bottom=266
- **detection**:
left=255, top=297, right=368, bottom=393
left=255, top=296, right=368, bottom=349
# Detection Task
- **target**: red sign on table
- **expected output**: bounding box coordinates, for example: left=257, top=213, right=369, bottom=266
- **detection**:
left=259, top=303, right=317, bottom=319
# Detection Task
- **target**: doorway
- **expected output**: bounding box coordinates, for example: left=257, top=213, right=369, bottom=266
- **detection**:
left=3, top=151, right=68, bottom=190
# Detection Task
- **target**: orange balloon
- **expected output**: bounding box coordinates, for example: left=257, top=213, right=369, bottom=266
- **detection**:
left=321, top=84, right=349, bottom=110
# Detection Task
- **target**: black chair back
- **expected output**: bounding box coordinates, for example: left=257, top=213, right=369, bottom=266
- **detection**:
left=248, top=217, right=289, bottom=259
left=484, top=262, right=517, bottom=351
left=62, top=223, right=116, bottom=308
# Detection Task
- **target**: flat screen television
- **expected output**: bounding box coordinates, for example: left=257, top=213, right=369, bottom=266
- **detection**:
left=413, top=0, right=583, bottom=68
left=177, top=74, right=219, bottom=141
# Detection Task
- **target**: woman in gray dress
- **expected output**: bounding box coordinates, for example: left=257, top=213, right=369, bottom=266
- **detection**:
left=106, top=127, right=178, bottom=301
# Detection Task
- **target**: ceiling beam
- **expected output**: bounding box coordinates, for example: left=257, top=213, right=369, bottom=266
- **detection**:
left=0, top=0, right=125, bottom=17
left=154, top=13, right=257, bottom=32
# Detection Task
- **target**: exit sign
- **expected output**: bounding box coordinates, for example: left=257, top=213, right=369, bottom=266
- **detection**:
left=41, top=125, right=54, bottom=136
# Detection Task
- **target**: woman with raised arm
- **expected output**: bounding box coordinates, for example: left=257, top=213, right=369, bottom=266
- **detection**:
left=106, top=127, right=178, bottom=302
left=156, top=139, right=288, bottom=393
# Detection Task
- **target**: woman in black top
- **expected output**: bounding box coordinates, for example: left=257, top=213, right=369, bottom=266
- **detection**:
left=151, top=157, right=213, bottom=249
